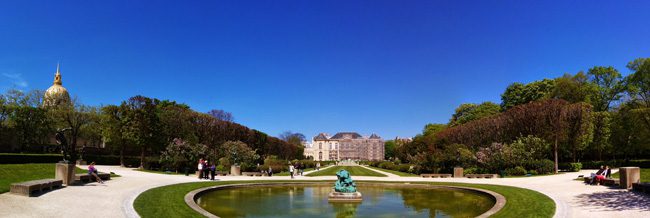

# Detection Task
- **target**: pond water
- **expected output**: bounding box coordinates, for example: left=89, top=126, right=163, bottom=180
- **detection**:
left=196, top=184, right=495, bottom=218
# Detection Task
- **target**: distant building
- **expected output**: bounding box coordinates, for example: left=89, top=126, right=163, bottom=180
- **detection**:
left=304, top=132, right=384, bottom=161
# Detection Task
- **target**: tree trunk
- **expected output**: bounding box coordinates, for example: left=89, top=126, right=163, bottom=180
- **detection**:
left=139, top=146, right=145, bottom=169
left=119, top=142, right=125, bottom=167
left=554, top=137, right=559, bottom=174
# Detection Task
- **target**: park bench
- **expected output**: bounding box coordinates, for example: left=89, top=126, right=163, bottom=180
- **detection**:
left=582, top=177, right=619, bottom=186
left=466, top=174, right=499, bottom=179
left=633, top=183, right=650, bottom=194
left=10, top=179, right=63, bottom=197
left=242, top=172, right=266, bottom=177
left=420, top=174, right=452, bottom=178
left=75, top=173, right=111, bottom=183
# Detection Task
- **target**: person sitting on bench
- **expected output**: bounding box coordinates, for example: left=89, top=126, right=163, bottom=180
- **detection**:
left=590, top=166, right=606, bottom=185
left=88, top=162, right=104, bottom=184
left=604, top=165, right=612, bottom=178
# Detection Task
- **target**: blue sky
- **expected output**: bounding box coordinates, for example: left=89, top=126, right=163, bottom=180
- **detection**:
left=1, top=1, right=649, bottom=139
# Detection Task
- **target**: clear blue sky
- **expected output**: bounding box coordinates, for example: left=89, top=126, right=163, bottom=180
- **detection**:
left=1, top=1, right=649, bottom=140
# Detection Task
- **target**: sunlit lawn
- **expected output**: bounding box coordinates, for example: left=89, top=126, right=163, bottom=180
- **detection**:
left=0, top=163, right=87, bottom=194
left=306, top=166, right=386, bottom=177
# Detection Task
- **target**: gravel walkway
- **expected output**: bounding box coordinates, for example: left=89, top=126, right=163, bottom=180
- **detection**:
left=0, top=166, right=647, bottom=218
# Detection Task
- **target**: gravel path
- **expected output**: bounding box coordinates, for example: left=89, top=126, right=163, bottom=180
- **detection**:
left=0, top=165, right=647, bottom=218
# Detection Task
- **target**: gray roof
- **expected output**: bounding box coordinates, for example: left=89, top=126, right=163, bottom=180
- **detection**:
left=313, top=133, right=329, bottom=140
left=369, top=133, right=381, bottom=139
left=330, top=132, right=363, bottom=139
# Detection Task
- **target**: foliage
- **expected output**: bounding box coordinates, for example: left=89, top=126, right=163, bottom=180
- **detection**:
left=0, top=153, right=62, bottom=164
left=448, top=102, right=501, bottom=127
left=551, top=72, right=595, bottom=104
left=567, top=163, right=582, bottom=172
left=159, top=138, right=208, bottom=172
left=587, top=66, right=625, bottom=111
left=500, top=79, right=555, bottom=110
left=504, top=166, right=527, bottom=176
left=207, top=109, right=234, bottom=122
left=221, top=141, right=259, bottom=167
left=305, top=166, right=387, bottom=177
left=384, top=140, right=396, bottom=160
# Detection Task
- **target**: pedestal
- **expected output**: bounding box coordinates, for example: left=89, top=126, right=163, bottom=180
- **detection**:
left=55, top=162, right=76, bottom=186
left=453, top=167, right=464, bottom=178
left=328, top=192, right=363, bottom=202
left=230, top=165, right=241, bottom=176
left=619, top=167, right=640, bottom=189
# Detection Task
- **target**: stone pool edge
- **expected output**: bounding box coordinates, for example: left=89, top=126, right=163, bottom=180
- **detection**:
left=184, top=182, right=506, bottom=218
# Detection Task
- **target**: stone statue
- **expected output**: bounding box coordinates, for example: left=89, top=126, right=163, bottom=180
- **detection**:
left=55, top=128, right=72, bottom=162
left=334, top=169, right=357, bottom=193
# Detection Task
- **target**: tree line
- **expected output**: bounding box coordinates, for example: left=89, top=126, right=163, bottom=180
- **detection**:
left=0, top=93, right=302, bottom=169
left=388, top=58, right=650, bottom=174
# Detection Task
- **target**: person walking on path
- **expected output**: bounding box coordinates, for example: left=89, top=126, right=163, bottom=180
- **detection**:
left=289, top=163, right=295, bottom=179
left=316, top=162, right=321, bottom=171
left=88, top=162, right=104, bottom=184
left=197, top=158, right=204, bottom=179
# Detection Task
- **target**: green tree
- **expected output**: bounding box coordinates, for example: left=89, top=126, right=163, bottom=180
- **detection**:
left=448, top=102, right=500, bottom=126
left=587, top=66, right=625, bottom=112
left=123, top=96, right=162, bottom=169
left=384, top=140, right=396, bottom=160
left=160, top=138, right=208, bottom=172
left=50, top=102, right=98, bottom=162
left=101, top=104, right=130, bottom=166
left=590, top=112, right=611, bottom=160
left=221, top=140, right=259, bottom=166
left=501, top=79, right=555, bottom=110
left=552, top=72, right=595, bottom=104
left=626, top=58, right=650, bottom=108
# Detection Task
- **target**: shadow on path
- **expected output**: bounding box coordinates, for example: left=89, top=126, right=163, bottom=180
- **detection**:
left=575, top=190, right=650, bottom=211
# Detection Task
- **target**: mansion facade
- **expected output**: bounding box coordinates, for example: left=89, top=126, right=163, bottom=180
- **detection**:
left=304, top=132, right=384, bottom=161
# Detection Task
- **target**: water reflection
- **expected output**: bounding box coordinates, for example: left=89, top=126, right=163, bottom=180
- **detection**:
left=197, top=184, right=494, bottom=218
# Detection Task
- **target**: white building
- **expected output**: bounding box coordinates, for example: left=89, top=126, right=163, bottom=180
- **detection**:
left=304, top=132, right=384, bottom=161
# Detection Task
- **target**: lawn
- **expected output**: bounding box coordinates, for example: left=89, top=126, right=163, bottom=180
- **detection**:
left=275, top=168, right=314, bottom=176
left=0, top=163, right=87, bottom=194
left=306, top=166, right=387, bottom=177
left=134, top=180, right=555, bottom=218
left=135, top=168, right=184, bottom=175
left=366, top=166, right=419, bottom=177
left=612, top=168, right=649, bottom=182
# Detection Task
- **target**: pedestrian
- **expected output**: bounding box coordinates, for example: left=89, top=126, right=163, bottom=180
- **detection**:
left=289, top=164, right=295, bottom=179
left=197, top=158, right=204, bottom=179
left=268, top=166, right=273, bottom=177
left=203, top=161, right=210, bottom=179
left=316, top=162, right=321, bottom=171
left=210, top=163, right=216, bottom=180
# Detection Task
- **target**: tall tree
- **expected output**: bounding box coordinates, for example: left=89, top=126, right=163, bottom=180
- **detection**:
left=123, top=95, right=161, bottom=169
left=101, top=104, right=129, bottom=166
left=552, top=72, right=595, bottom=104
left=587, top=66, right=625, bottom=112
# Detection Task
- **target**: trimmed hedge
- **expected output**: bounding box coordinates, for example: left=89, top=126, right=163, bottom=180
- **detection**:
left=0, top=153, right=63, bottom=164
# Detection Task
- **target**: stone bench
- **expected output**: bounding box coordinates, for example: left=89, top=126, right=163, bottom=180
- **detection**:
left=242, top=172, right=266, bottom=177
left=466, top=174, right=499, bottom=179
left=10, top=179, right=63, bottom=197
left=582, top=177, right=619, bottom=186
left=420, top=174, right=452, bottom=178
left=75, top=173, right=111, bottom=183
left=633, top=182, right=650, bottom=194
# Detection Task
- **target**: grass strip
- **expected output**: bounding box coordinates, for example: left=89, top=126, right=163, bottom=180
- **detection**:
left=365, top=166, right=419, bottom=177
left=305, top=166, right=387, bottom=177
left=0, top=163, right=88, bottom=193
left=134, top=180, right=555, bottom=218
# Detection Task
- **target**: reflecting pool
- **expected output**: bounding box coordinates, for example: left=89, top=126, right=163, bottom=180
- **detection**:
left=196, top=184, right=495, bottom=218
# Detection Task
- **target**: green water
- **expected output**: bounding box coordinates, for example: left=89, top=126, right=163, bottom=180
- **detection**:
left=196, top=184, right=495, bottom=218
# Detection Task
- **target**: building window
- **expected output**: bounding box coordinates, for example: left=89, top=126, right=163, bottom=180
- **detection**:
left=319, top=152, right=323, bottom=160
left=319, top=143, right=322, bottom=149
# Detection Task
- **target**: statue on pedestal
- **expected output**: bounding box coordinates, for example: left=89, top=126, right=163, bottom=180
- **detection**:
left=55, top=128, right=72, bottom=163
left=334, top=170, right=357, bottom=193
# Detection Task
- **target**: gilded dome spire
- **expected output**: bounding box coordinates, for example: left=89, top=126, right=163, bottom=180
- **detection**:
left=54, top=62, right=62, bottom=85
left=43, top=63, right=71, bottom=107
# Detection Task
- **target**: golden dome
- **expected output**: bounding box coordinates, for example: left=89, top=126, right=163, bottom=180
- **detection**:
left=43, top=64, right=71, bottom=107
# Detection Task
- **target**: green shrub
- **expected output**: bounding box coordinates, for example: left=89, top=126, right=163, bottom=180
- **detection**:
left=568, top=163, right=582, bottom=172
left=528, top=170, right=538, bottom=175
left=505, top=166, right=527, bottom=176
left=397, top=164, right=411, bottom=172
left=525, top=159, right=554, bottom=174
